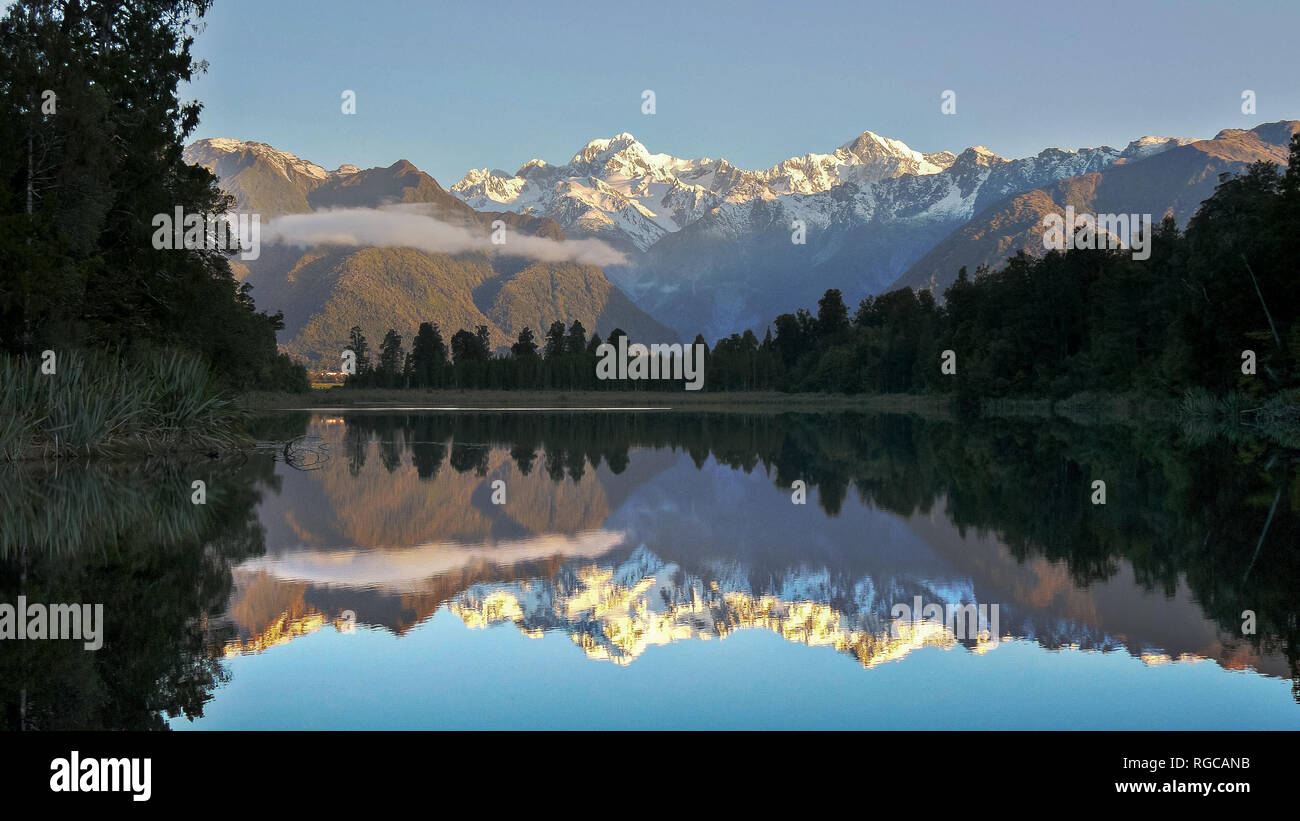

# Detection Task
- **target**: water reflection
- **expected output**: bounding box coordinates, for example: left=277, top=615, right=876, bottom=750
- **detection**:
left=0, top=456, right=274, bottom=730
left=233, top=413, right=1298, bottom=686
left=3, top=409, right=1297, bottom=729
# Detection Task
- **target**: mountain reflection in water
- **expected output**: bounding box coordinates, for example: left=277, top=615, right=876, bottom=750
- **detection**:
left=3, top=410, right=1296, bottom=729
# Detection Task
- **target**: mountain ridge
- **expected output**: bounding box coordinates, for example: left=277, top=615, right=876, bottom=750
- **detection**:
left=187, top=120, right=1299, bottom=347
left=893, top=120, right=1300, bottom=296
left=185, top=138, right=676, bottom=365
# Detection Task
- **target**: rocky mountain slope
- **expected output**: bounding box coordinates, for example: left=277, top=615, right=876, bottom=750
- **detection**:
left=448, top=126, right=1242, bottom=340
left=185, top=139, right=675, bottom=365
left=188, top=120, right=1298, bottom=348
left=893, top=122, right=1298, bottom=294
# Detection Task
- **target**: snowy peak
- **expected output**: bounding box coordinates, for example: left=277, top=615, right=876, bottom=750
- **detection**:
left=183, top=137, right=373, bottom=216
left=516, top=158, right=551, bottom=178
left=451, top=132, right=729, bottom=250
left=1118, top=135, right=1196, bottom=162
left=756, top=130, right=956, bottom=195
left=567, top=132, right=697, bottom=184
left=449, top=128, right=958, bottom=250
left=836, top=129, right=953, bottom=172
left=952, top=145, right=1006, bottom=168
left=570, top=131, right=644, bottom=165
left=446, top=126, right=1200, bottom=258
left=185, top=137, right=336, bottom=183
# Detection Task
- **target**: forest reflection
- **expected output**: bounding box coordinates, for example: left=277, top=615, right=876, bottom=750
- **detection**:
left=255, top=411, right=1299, bottom=693
left=3, top=409, right=1296, bottom=730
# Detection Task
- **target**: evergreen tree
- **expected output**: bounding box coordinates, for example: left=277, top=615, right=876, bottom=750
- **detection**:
left=409, top=321, right=446, bottom=386
left=451, top=329, right=484, bottom=363
left=346, top=326, right=372, bottom=378
left=0, top=0, right=305, bottom=391
left=816, top=288, right=850, bottom=343
left=544, top=320, right=567, bottom=359
left=511, top=326, right=539, bottom=357
left=565, top=320, right=587, bottom=356
left=377, top=329, right=403, bottom=387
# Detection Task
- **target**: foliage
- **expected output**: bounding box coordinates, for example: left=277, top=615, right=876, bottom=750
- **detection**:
left=0, top=0, right=306, bottom=393
left=0, top=348, right=246, bottom=460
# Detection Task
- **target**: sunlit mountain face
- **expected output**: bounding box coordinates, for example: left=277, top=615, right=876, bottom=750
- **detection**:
left=5, top=410, right=1295, bottom=729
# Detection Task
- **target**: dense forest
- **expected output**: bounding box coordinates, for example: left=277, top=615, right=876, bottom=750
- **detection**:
left=347, top=137, right=1299, bottom=402
left=0, top=0, right=306, bottom=392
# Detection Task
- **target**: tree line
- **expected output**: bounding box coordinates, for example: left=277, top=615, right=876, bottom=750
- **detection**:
left=342, top=318, right=721, bottom=390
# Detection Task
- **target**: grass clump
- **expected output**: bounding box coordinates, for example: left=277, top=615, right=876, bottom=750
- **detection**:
left=0, top=349, right=247, bottom=461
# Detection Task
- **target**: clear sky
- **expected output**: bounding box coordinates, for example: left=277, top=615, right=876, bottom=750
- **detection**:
left=183, top=0, right=1300, bottom=184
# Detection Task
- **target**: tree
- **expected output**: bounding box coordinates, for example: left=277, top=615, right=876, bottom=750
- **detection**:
left=772, top=313, right=805, bottom=369
left=511, top=326, right=539, bottom=357
left=0, top=0, right=305, bottom=391
left=409, top=321, right=446, bottom=386
left=377, top=329, right=403, bottom=387
left=451, top=329, right=484, bottom=364
left=693, top=333, right=710, bottom=362
left=346, top=326, right=372, bottom=378
left=816, top=288, right=850, bottom=343
left=544, top=320, right=567, bottom=359
left=565, top=320, right=587, bottom=356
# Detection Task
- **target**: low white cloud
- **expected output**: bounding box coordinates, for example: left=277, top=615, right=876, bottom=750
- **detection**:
left=264, top=205, right=627, bottom=267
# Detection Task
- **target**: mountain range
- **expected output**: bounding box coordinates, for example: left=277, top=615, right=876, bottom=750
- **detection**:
left=450, top=129, right=959, bottom=253
left=186, top=120, right=1298, bottom=351
left=182, top=139, right=675, bottom=366
left=447, top=123, right=1296, bottom=340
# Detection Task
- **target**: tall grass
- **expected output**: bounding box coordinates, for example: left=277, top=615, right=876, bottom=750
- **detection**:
left=0, top=349, right=248, bottom=460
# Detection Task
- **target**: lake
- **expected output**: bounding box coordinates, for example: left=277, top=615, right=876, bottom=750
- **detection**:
left=3, top=409, right=1297, bottom=730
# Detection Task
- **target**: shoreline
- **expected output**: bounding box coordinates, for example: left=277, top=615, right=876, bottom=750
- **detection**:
left=241, top=388, right=1298, bottom=442
left=242, top=389, right=959, bottom=416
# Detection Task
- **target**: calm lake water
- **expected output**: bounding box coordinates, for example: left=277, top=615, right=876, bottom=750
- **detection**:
left=4, top=410, right=1298, bottom=730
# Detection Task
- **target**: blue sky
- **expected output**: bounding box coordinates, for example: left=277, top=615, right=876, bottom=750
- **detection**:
left=183, top=0, right=1300, bottom=184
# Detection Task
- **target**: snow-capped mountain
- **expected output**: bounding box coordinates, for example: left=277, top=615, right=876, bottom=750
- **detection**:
left=895, top=123, right=1297, bottom=295
left=447, top=127, right=1219, bottom=339
left=450, top=130, right=957, bottom=252
left=623, top=138, right=1136, bottom=339
left=448, top=545, right=1004, bottom=667
left=184, top=121, right=1293, bottom=344
left=187, top=137, right=344, bottom=182
left=607, top=125, right=1290, bottom=340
